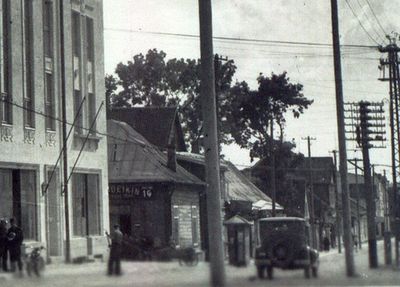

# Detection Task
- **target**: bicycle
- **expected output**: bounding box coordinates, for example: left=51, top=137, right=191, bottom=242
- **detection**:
left=177, top=247, right=199, bottom=267
left=25, top=246, right=45, bottom=277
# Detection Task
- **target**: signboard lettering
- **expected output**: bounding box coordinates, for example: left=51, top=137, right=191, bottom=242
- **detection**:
left=109, top=184, right=154, bottom=199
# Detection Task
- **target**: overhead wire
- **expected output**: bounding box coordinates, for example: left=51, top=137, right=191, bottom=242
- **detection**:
left=344, top=0, right=382, bottom=46
left=354, top=0, right=387, bottom=44
left=104, top=27, right=379, bottom=49
left=363, top=0, right=388, bottom=37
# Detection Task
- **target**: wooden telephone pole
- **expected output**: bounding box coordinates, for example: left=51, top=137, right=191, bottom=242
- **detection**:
left=302, top=136, right=317, bottom=249
left=345, top=101, right=386, bottom=268
left=198, top=1, right=226, bottom=286
left=330, top=0, right=356, bottom=276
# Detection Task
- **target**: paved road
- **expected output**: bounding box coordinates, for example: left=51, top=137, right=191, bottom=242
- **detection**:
left=1, top=240, right=399, bottom=286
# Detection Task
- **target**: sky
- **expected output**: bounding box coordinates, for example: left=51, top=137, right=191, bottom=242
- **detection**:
left=102, top=0, right=400, bottom=175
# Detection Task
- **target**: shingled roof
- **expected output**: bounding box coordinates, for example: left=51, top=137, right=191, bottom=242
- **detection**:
left=176, top=152, right=274, bottom=204
left=107, top=120, right=204, bottom=186
left=224, top=161, right=277, bottom=204
left=108, top=106, right=186, bottom=151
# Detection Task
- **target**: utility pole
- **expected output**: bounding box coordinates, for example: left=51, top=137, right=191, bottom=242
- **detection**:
left=330, top=0, right=356, bottom=276
left=198, top=1, right=226, bottom=286
left=359, top=101, right=379, bottom=268
left=270, top=119, right=276, bottom=217
left=383, top=170, right=392, bottom=265
left=214, top=54, right=228, bottom=151
left=59, top=0, right=70, bottom=263
left=302, top=136, right=317, bottom=249
left=354, top=158, right=362, bottom=250
left=345, top=101, right=386, bottom=268
left=379, top=39, right=400, bottom=268
left=331, top=150, right=342, bottom=254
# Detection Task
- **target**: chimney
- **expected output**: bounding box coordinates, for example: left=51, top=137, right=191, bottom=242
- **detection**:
left=167, top=143, right=177, bottom=172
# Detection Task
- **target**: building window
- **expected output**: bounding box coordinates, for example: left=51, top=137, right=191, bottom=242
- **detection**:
left=74, top=90, right=83, bottom=133
left=43, top=0, right=55, bottom=131
left=72, top=11, right=83, bottom=134
left=43, top=0, right=53, bottom=58
left=86, top=17, right=94, bottom=62
left=72, top=11, right=81, bottom=58
left=191, top=205, right=199, bottom=247
left=72, top=173, right=101, bottom=236
left=0, top=0, right=11, bottom=124
left=45, top=73, right=55, bottom=130
left=86, top=17, right=96, bottom=133
left=0, top=169, right=37, bottom=240
left=24, top=0, right=34, bottom=128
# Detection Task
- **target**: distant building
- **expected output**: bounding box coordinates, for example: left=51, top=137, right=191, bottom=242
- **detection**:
left=246, top=156, right=338, bottom=250
left=0, top=0, right=109, bottom=262
left=347, top=171, right=389, bottom=242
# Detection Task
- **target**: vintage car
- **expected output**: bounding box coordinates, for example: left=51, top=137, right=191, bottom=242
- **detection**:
left=255, top=217, right=319, bottom=279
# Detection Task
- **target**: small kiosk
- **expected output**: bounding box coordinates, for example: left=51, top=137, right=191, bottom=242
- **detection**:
left=224, top=215, right=253, bottom=266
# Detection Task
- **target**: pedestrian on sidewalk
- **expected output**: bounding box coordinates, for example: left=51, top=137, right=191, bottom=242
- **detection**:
left=0, top=219, right=8, bottom=272
left=107, top=224, right=123, bottom=276
left=7, top=218, right=24, bottom=276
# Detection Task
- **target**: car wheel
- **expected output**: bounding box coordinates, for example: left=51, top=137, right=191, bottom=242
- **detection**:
left=257, top=266, right=265, bottom=279
left=312, top=266, right=318, bottom=278
left=267, top=266, right=273, bottom=280
left=304, top=266, right=311, bottom=279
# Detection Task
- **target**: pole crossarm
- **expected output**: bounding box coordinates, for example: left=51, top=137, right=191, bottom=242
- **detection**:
left=344, top=101, right=387, bottom=148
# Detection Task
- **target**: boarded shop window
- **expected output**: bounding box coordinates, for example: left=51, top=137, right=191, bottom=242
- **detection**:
left=72, top=173, right=101, bottom=236
left=172, top=205, right=179, bottom=247
left=0, top=169, right=13, bottom=221
left=191, top=205, right=199, bottom=247
left=0, top=169, right=37, bottom=240
left=20, top=170, right=37, bottom=240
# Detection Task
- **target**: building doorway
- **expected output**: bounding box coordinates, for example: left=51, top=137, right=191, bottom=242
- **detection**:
left=46, top=170, right=62, bottom=257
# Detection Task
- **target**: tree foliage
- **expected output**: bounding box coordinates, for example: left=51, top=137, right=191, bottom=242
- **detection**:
left=107, top=49, right=238, bottom=153
left=230, top=72, right=313, bottom=161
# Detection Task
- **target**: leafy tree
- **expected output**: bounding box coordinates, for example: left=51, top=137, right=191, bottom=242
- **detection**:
left=230, top=72, right=313, bottom=213
left=107, top=49, right=238, bottom=153
left=230, top=72, right=313, bottom=160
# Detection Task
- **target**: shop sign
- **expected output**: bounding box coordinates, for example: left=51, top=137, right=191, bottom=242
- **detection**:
left=109, top=183, right=154, bottom=199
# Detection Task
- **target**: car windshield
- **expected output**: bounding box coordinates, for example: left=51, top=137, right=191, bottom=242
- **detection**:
left=259, top=220, right=306, bottom=237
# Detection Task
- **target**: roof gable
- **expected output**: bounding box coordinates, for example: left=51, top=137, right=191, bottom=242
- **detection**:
left=224, top=161, right=276, bottom=204
left=107, top=120, right=203, bottom=186
left=108, top=107, right=186, bottom=151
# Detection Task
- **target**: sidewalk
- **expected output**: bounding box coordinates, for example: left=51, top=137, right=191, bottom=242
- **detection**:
left=0, top=239, right=398, bottom=287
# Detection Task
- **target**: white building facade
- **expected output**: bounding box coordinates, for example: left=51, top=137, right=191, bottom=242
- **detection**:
left=0, top=0, right=108, bottom=261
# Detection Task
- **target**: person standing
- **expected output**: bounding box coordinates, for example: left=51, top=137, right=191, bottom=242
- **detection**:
left=7, top=218, right=24, bottom=275
left=0, top=219, right=8, bottom=272
left=107, top=224, right=123, bottom=276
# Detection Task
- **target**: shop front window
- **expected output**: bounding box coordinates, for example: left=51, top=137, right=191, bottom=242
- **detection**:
left=0, top=168, right=37, bottom=240
left=72, top=173, right=101, bottom=236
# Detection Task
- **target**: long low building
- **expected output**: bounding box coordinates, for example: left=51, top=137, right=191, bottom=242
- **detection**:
left=107, top=120, right=205, bottom=254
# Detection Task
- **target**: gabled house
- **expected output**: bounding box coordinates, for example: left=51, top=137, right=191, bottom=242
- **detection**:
left=107, top=120, right=204, bottom=255
left=108, top=106, right=187, bottom=152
